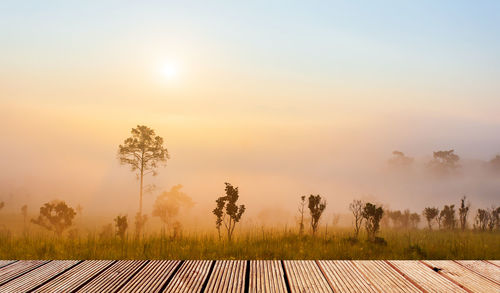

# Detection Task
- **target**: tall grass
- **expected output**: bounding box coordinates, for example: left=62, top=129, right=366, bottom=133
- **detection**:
left=0, top=228, right=498, bottom=260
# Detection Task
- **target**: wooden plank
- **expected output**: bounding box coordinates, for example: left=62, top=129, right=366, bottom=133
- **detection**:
left=0, top=260, right=48, bottom=285
left=423, top=260, right=500, bottom=293
left=0, top=260, right=78, bottom=292
left=283, top=260, right=332, bottom=293
left=388, top=260, right=467, bottom=293
left=353, top=260, right=421, bottom=293
left=205, top=260, right=246, bottom=293
left=163, top=260, right=212, bottom=293
left=32, top=260, right=114, bottom=293
left=249, top=260, right=287, bottom=293
left=318, top=260, right=378, bottom=293
left=455, top=261, right=500, bottom=284
left=0, top=261, right=16, bottom=269
left=487, top=260, right=500, bottom=267
left=75, top=260, right=146, bottom=292
left=118, top=260, right=180, bottom=292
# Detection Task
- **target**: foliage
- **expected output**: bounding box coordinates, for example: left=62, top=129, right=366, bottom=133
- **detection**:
left=458, top=196, right=470, bottom=231
left=153, top=184, right=194, bottom=231
left=31, top=200, right=76, bottom=235
left=114, top=215, right=128, bottom=241
left=409, top=213, right=421, bottom=229
left=362, top=203, right=384, bottom=241
left=428, top=149, right=460, bottom=173
left=440, top=205, right=456, bottom=230
left=474, top=209, right=489, bottom=231
left=308, top=194, right=326, bottom=235
left=212, top=183, right=246, bottom=241
left=349, top=199, right=364, bottom=238
left=388, top=151, right=413, bottom=167
left=423, top=207, right=439, bottom=230
left=118, top=125, right=169, bottom=235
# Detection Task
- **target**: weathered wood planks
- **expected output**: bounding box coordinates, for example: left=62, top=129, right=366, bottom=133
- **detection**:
left=283, top=260, right=332, bottom=292
left=423, top=260, right=500, bottom=293
left=353, top=260, right=422, bottom=293
left=118, top=260, right=181, bottom=293
left=74, top=260, right=147, bottom=292
left=32, top=260, right=114, bottom=293
left=249, top=260, right=287, bottom=293
left=0, top=260, right=79, bottom=292
left=0, top=260, right=48, bottom=286
left=455, top=260, right=500, bottom=284
left=0, top=259, right=498, bottom=292
left=388, top=260, right=467, bottom=292
left=162, top=260, right=212, bottom=293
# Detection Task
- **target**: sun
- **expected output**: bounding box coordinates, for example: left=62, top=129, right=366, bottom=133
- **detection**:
left=161, top=63, right=179, bottom=80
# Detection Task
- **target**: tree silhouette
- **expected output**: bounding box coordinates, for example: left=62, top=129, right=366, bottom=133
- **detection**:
left=423, top=207, right=439, bottom=230
left=297, top=196, right=306, bottom=235
left=349, top=199, right=364, bottom=238
left=490, top=155, right=500, bottom=172
left=308, top=194, right=326, bottom=235
left=362, top=203, right=383, bottom=241
left=474, top=209, right=489, bottom=231
left=153, top=184, right=194, bottom=233
left=21, top=204, right=28, bottom=228
left=212, top=183, right=245, bottom=241
left=31, top=200, right=76, bottom=236
left=388, top=151, right=414, bottom=167
left=440, top=205, right=456, bottom=230
left=409, top=213, right=421, bottom=229
left=458, top=196, right=470, bottom=231
left=114, top=215, right=128, bottom=241
left=118, top=125, right=169, bottom=235
left=428, top=150, right=460, bottom=173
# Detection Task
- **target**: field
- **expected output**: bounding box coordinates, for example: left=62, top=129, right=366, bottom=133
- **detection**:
left=1, top=228, right=498, bottom=260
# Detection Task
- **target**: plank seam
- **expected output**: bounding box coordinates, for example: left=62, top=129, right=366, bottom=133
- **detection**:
left=485, top=260, right=500, bottom=268
left=244, top=260, right=250, bottom=293
left=112, top=260, right=150, bottom=292
left=0, top=261, right=18, bottom=269
left=419, top=260, right=474, bottom=293
left=0, top=260, right=51, bottom=287
left=315, top=260, right=335, bottom=292
left=384, top=261, right=428, bottom=293
left=26, top=260, right=84, bottom=293
left=199, top=260, right=215, bottom=293
left=158, top=259, right=184, bottom=293
left=69, top=260, right=117, bottom=293
left=280, top=261, right=292, bottom=293
left=453, top=260, right=500, bottom=285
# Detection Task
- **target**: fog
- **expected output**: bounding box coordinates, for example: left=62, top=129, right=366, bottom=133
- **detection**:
left=1, top=102, right=499, bottom=231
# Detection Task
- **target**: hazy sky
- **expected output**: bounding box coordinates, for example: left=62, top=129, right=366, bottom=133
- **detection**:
left=1, top=1, right=499, bottom=220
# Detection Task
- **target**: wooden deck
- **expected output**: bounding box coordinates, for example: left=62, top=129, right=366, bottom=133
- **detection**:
left=0, top=260, right=498, bottom=292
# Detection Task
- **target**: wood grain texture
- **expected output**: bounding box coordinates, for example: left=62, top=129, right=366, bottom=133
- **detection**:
left=353, top=260, right=421, bottom=293
left=0, top=260, right=48, bottom=285
left=455, top=260, right=500, bottom=284
left=162, top=260, right=212, bottom=293
left=205, top=260, right=246, bottom=293
left=283, top=260, right=332, bottom=292
left=423, top=260, right=500, bottom=293
left=118, top=260, right=181, bottom=293
left=318, top=260, right=379, bottom=293
left=249, top=260, right=287, bottom=293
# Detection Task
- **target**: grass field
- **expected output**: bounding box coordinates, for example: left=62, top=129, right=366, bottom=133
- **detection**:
left=1, top=228, right=498, bottom=260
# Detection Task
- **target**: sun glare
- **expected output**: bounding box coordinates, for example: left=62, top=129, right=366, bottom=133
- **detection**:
left=161, top=63, right=179, bottom=80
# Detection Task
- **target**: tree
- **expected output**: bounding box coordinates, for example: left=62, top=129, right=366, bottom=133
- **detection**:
left=440, top=205, right=456, bottom=230
left=153, top=184, right=194, bottom=232
left=308, top=194, right=326, bottom=235
left=21, top=204, right=28, bottom=228
left=31, top=200, right=76, bottom=235
left=423, top=207, right=439, bottom=230
left=387, top=210, right=402, bottom=228
left=487, top=206, right=500, bottom=231
left=458, top=196, right=470, bottom=231
left=489, top=155, right=500, bottom=172
left=428, top=150, right=460, bottom=173
left=474, top=209, right=489, bottom=231
left=134, top=212, right=148, bottom=238
left=409, top=213, right=421, bottom=229
left=118, top=125, right=169, bottom=235
left=114, top=215, right=128, bottom=241
left=212, top=183, right=245, bottom=241
left=349, top=199, right=364, bottom=238
left=388, top=151, right=413, bottom=167
left=298, top=196, right=306, bottom=235
left=362, top=203, right=384, bottom=241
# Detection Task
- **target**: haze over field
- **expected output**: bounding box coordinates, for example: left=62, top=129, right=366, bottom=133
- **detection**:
left=1, top=1, right=499, bottom=226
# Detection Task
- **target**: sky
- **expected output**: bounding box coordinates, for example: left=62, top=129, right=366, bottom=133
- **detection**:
left=1, top=1, right=499, bottom=223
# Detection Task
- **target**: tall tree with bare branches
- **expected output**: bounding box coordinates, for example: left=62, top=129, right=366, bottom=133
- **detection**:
left=349, top=199, right=364, bottom=238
